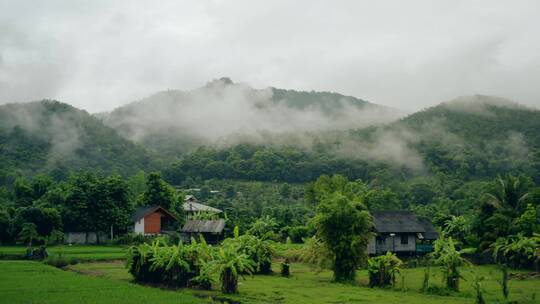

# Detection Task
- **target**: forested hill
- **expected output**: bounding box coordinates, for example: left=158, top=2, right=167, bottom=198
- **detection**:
left=392, top=95, right=540, bottom=180
left=101, top=78, right=401, bottom=159
left=163, top=95, right=540, bottom=185
left=0, top=100, right=156, bottom=181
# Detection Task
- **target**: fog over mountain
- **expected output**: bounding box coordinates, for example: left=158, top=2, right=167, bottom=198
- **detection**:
left=1, top=1, right=540, bottom=112
left=101, top=78, right=402, bottom=148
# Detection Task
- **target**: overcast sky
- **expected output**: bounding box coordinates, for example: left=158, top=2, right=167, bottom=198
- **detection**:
left=1, top=1, right=539, bottom=113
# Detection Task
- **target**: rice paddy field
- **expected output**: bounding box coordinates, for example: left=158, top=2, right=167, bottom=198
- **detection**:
left=0, top=245, right=126, bottom=261
left=0, top=249, right=539, bottom=304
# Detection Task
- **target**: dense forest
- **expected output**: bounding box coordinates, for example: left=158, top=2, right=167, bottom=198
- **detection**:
left=0, top=91, right=539, bottom=271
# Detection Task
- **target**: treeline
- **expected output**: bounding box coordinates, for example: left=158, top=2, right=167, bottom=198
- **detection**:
left=0, top=171, right=184, bottom=245
left=163, top=143, right=410, bottom=184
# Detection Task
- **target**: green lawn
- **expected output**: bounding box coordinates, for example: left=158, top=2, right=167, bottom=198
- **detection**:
left=70, top=261, right=540, bottom=304
left=1, top=254, right=539, bottom=304
left=0, top=261, right=212, bottom=304
left=0, top=245, right=126, bottom=261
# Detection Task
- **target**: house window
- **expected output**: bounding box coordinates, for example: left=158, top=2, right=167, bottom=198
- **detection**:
left=400, top=234, right=409, bottom=245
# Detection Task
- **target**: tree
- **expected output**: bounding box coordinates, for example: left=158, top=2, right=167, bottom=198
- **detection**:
left=430, top=236, right=469, bottom=291
left=204, top=244, right=255, bottom=293
left=364, top=188, right=401, bottom=211
left=18, top=222, right=39, bottom=246
left=314, top=193, right=373, bottom=282
left=138, top=172, right=176, bottom=209
left=15, top=207, right=62, bottom=237
left=367, top=252, right=403, bottom=287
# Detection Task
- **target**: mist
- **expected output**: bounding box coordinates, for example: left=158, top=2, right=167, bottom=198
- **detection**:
left=1, top=1, right=540, bottom=113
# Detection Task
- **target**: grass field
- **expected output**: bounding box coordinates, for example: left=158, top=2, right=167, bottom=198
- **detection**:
left=1, top=243, right=539, bottom=303
left=1, top=259, right=537, bottom=304
left=0, top=245, right=126, bottom=261
left=0, top=261, right=213, bottom=304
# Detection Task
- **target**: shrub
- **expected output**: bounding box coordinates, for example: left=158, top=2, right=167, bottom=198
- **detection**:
left=431, top=236, right=469, bottom=291
left=44, top=255, right=78, bottom=268
left=25, top=246, right=48, bottom=260
left=281, top=259, right=290, bottom=277
left=222, top=228, right=275, bottom=274
left=126, top=237, right=212, bottom=288
left=367, top=252, right=403, bottom=288
left=203, top=245, right=255, bottom=294
left=491, top=233, right=540, bottom=269
left=472, top=274, right=486, bottom=304
left=285, top=226, right=310, bottom=243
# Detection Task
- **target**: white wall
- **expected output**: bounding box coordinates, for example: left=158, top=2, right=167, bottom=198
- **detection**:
left=134, top=218, right=145, bottom=234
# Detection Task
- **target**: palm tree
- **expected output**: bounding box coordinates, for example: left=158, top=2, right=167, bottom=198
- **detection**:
left=485, top=174, right=530, bottom=215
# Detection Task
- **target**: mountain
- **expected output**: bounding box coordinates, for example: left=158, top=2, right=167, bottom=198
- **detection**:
left=101, top=78, right=402, bottom=160
left=0, top=100, right=156, bottom=180
left=162, top=95, right=540, bottom=184
left=381, top=95, right=540, bottom=180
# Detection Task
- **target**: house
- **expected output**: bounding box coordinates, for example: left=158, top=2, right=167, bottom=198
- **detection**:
left=368, top=211, right=438, bottom=255
left=132, top=206, right=178, bottom=235
left=182, top=219, right=226, bottom=244
left=183, top=195, right=223, bottom=214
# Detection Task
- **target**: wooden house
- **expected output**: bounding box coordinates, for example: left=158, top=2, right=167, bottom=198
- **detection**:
left=368, top=211, right=438, bottom=255
left=182, top=219, right=226, bottom=244
left=132, top=206, right=178, bottom=235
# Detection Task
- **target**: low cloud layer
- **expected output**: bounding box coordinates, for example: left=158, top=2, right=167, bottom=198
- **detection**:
left=1, top=1, right=540, bottom=112
left=104, top=79, right=401, bottom=142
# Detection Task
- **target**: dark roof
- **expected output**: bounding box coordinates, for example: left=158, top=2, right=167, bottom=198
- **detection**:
left=417, top=217, right=439, bottom=240
left=132, top=205, right=178, bottom=222
left=182, top=219, right=226, bottom=233
left=371, top=211, right=426, bottom=233
left=183, top=202, right=222, bottom=213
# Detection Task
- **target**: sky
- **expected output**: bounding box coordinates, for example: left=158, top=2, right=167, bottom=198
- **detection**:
left=1, top=0, right=539, bottom=113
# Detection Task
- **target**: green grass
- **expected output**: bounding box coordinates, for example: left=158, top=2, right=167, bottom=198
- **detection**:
left=0, top=245, right=126, bottom=261
left=69, top=261, right=540, bottom=304
left=0, top=261, right=213, bottom=304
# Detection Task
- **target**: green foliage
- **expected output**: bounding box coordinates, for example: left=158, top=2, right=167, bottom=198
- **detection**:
left=222, top=233, right=275, bottom=274
left=18, top=222, right=39, bottom=246
left=138, top=172, right=176, bottom=209
left=491, top=233, right=540, bottom=268
left=472, top=273, right=486, bottom=304
left=500, top=265, right=509, bottom=299
left=0, top=100, right=155, bottom=179
left=202, top=244, right=255, bottom=294
left=367, top=252, right=403, bottom=287
left=430, top=236, right=468, bottom=291
left=313, top=184, right=373, bottom=282
left=44, top=254, right=78, bottom=268
left=126, top=238, right=211, bottom=288
left=246, top=216, right=278, bottom=240
left=281, top=259, right=290, bottom=277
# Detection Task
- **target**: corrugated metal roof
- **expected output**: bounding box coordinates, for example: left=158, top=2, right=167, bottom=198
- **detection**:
left=183, top=202, right=222, bottom=213
left=182, top=219, right=225, bottom=233
left=372, top=211, right=426, bottom=233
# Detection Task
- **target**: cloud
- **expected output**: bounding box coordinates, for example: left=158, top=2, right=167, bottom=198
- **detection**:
left=1, top=1, right=540, bottom=112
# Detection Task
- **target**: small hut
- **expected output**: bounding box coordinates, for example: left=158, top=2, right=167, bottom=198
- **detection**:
left=132, top=206, right=178, bottom=235
left=182, top=219, right=226, bottom=244
left=368, top=211, right=438, bottom=255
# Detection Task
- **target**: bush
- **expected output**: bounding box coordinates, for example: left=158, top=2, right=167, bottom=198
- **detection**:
left=44, top=255, right=78, bottom=268
left=368, top=252, right=403, bottom=287
left=126, top=237, right=212, bottom=288
left=281, top=259, right=290, bottom=277
left=284, top=226, right=310, bottom=243
left=222, top=228, right=275, bottom=274
left=25, top=246, right=48, bottom=260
